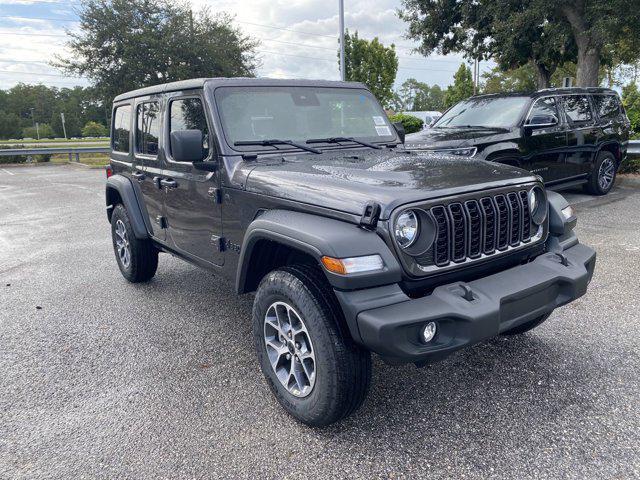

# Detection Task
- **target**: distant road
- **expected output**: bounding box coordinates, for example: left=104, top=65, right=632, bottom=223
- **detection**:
left=0, top=141, right=109, bottom=148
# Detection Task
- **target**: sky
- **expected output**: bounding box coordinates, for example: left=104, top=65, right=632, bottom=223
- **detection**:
left=0, top=0, right=493, bottom=91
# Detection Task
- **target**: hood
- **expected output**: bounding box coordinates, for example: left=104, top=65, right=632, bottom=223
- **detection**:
left=240, top=149, right=536, bottom=219
left=404, top=126, right=514, bottom=149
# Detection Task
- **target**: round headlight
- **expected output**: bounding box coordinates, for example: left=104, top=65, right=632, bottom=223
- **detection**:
left=394, top=210, right=419, bottom=248
left=529, top=186, right=547, bottom=225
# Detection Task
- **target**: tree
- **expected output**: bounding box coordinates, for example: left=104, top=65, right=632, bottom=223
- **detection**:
left=399, top=0, right=640, bottom=88
left=482, top=65, right=538, bottom=94
left=341, top=30, right=399, bottom=108
left=399, top=0, right=575, bottom=89
left=622, top=82, right=640, bottom=135
left=445, top=64, right=474, bottom=108
left=395, top=78, right=446, bottom=111
left=0, top=111, right=22, bottom=139
left=82, top=121, right=108, bottom=137
left=55, top=0, right=259, bottom=104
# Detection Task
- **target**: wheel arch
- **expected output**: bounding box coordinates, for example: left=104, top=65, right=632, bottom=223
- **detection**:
left=597, top=141, right=622, bottom=166
left=485, top=149, right=523, bottom=168
left=236, top=210, right=402, bottom=295
left=106, top=174, right=149, bottom=239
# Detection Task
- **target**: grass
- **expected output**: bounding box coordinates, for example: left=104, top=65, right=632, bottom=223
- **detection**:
left=51, top=153, right=110, bottom=167
left=0, top=137, right=109, bottom=145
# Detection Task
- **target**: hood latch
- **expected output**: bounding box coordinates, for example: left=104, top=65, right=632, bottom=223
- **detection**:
left=360, top=202, right=381, bottom=230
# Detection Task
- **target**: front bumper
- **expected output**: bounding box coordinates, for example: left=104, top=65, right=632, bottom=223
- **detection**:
left=339, top=242, right=596, bottom=365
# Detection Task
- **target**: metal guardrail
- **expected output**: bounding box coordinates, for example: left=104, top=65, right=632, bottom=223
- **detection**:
left=0, top=146, right=110, bottom=162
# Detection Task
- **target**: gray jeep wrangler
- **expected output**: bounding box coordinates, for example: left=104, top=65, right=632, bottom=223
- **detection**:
left=106, top=78, right=596, bottom=426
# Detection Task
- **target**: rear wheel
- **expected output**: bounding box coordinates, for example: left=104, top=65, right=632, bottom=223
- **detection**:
left=111, top=204, right=158, bottom=282
left=252, top=265, right=371, bottom=427
left=501, top=312, right=552, bottom=335
left=586, top=151, right=617, bottom=195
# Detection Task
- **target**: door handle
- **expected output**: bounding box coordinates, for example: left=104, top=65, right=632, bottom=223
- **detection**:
left=132, top=171, right=145, bottom=182
left=160, top=178, right=178, bottom=189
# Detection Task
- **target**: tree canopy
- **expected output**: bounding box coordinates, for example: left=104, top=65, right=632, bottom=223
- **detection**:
left=444, top=64, right=474, bottom=108
left=399, top=0, right=640, bottom=88
left=341, top=30, right=399, bottom=108
left=55, top=0, right=259, bottom=104
left=393, top=78, right=446, bottom=112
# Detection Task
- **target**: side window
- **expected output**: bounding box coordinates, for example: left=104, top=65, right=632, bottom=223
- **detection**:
left=562, top=95, right=593, bottom=124
left=136, top=102, right=160, bottom=156
left=169, top=97, right=210, bottom=158
left=593, top=95, right=620, bottom=120
left=112, top=105, right=131, bottom=153
left=527, top=97, right=558, bottom=124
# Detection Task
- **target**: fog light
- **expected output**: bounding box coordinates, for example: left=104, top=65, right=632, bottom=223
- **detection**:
left=421, top=322, right=437, bottom=343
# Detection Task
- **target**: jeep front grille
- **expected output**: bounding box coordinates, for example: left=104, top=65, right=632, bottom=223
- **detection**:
left=426, top=189, right=537, bottom=269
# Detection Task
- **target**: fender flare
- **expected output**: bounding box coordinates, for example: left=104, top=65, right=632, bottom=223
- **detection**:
left=105, top=174, right=150, bottom=239
left=236, top=209, right=403, bottom=293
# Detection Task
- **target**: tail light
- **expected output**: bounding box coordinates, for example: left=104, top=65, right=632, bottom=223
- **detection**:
left=106, top=165, right=113, bottom=178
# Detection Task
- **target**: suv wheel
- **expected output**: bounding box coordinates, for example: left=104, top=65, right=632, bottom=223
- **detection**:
left=501, top=312, right=551, bottom=335
left=111, top=204, right=158, bottom=282
left=586, top=151, right=617, bottom=195
left=252, top=265, right=371, bottom=427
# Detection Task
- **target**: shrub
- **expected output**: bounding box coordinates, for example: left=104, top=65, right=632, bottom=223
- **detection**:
left=22, top=123, right=55, bottom=139
left=81, top=121, right=108, bottom=137
left=388, top=113, right=424, bottom=134
left=0, top=145, right=51, bottom=164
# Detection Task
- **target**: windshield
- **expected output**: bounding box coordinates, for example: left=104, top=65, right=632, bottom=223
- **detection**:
left=434, top=96, right=529, bottom=128
left=214, top=86, right=397, bottom=151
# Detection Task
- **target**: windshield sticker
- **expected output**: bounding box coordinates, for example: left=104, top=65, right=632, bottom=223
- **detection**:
left=372, top=116, right=386, bottom=126
left=375, top=125, right=391, bottom=136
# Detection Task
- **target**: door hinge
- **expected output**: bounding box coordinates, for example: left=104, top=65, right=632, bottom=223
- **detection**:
left=211, top=235, right=225, bottom=252
left=207, top=187, right=222, bottom=204
left=360, top=202, right=381, bottom=230
left=155, top=215, right=167, bottom=229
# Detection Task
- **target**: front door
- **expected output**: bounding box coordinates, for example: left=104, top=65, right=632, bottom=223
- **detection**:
left=521, top=96, right=567, bottom=182
left=162, top=93, right=224, bottom=266
left=134, top=98, right=166, bottom=241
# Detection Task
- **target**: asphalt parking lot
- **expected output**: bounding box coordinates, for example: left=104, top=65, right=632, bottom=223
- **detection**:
left=1, top=164, right=639, bottom=479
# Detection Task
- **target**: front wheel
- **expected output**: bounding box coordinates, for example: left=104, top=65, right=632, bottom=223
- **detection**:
left=585, top=151, right=617, bottom=195
left=252, top=265, right=371, bottom=427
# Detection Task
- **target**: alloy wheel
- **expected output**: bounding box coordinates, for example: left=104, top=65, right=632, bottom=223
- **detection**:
left=114, top=219, right=131, bottom=269
left=263, top=301, right=316, bottom=397
left=598, top=158, right=615, bottom=191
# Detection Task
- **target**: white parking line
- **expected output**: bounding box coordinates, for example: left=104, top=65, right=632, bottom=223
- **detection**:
left=1, top=168, right=15, bottom=175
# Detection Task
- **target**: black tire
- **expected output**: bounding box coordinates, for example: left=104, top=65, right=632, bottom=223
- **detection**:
left=501, top=312, right=552, bottom=335
left=110, top=204, right=158, bottom=283
left=585, top=151, right=617, bottom=195
left=252, top=265, right=371, bottom=427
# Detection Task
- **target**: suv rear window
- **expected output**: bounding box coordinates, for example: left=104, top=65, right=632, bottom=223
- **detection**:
left=562, top=95, right=593, bottom=124
left=136, top=102, right=160, bottom=156
left=593, top=95, right=620, bottom=120
left=112, top=105, right=131, bottom=153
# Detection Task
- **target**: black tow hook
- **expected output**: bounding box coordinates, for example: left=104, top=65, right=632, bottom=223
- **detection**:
left=555, top=252, right=570, bottom=267
left=459, top=284, right=475, bottom=302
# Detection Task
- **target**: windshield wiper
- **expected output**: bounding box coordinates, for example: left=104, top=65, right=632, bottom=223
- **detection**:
left=234, top=139, right=321, bottom=154
left=306, top=137, right=382, bottom=150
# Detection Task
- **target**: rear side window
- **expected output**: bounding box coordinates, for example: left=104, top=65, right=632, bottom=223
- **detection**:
left=112, top=105, right=131, bottom=153
left=136, top=102, right=160, bottom=156
left=563, top=95, right=593, bottom=124
left=527, top=97, right=558, bottom=123
left=593, top=95, right=620, bottom=120
left=169, top=97, right=210, bottom=157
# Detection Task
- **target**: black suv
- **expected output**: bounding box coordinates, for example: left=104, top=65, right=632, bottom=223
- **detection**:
left=106, top=78, right=596, bottom=427
left=405, top=88, right=631, bottom=195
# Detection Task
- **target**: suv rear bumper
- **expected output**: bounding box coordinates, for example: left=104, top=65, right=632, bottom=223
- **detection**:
left=338, top=243, right=596, bottom=365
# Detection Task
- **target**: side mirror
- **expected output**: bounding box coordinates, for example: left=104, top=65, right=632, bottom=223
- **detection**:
left=170, top=129, right=205, bottom=162
left=526, top=114, right=558, bottom=128
left=393, top=121, right=406, bottom=143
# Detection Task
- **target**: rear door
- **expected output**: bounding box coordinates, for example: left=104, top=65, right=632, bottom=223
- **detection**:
left=162, top=91, right=224, bottom=266
left=562, top=94, right=599, bottom=178
left=134, top=97, right=166, bottom=241
left=521, top=96, right=567, bottom=182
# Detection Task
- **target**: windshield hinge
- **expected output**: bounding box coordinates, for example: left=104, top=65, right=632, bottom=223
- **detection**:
left=360, top=202, right=381, bottom=230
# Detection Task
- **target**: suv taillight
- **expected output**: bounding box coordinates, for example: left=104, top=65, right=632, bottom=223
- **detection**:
left=106, top=165, right=113, bottom=178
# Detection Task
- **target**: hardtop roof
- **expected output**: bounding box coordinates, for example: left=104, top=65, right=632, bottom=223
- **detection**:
left=112, top=77, right=369, bottom=102
left=469, top=87, right=618, bottom=101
